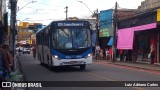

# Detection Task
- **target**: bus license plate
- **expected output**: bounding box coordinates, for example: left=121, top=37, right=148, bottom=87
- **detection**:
left=70, top=61, right=77, bottom=64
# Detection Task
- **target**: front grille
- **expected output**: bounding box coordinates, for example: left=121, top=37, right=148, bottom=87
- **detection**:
left=56, top=48, right=90, bottom=55
left=62, top=61, right=83, bottom=65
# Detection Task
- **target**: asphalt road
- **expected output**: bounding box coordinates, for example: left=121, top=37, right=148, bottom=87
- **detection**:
left=18, top=53, right=160, bottom=90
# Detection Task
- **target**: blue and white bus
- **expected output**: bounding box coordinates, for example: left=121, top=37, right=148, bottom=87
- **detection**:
left=36, top=20, right=92, bottom=70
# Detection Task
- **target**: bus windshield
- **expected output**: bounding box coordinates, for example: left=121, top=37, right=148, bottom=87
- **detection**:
left=52, top=28, right=91, bottom=49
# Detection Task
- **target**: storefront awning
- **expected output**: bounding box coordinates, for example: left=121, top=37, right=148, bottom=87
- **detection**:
left=107, top=37, right=113, bottom=46
left=117, top=29, right=134, bottom=49
left=117, top=23, right=157, bottom=49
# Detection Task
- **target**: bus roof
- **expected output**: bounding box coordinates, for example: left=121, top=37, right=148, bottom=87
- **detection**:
left=36, top=20, right=90, bottom=35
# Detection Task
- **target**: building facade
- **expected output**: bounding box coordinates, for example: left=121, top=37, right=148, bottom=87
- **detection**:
left=137, top=0, right=160, bottom=13
left=117, top=9, right=160, bottom=63
left=16, top=22, right=43, bottom=45
left=98, top=9, right=136, bottom=51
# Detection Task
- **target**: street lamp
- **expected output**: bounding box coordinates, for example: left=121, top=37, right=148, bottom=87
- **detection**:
left=17, top=0, right=37, bottom=12
left=78, top=1, right=99, bottom=43
left=77, top=1, right=93, bottom=14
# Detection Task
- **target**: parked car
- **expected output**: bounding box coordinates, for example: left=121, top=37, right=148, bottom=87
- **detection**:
left=16, top=47, right=23, bottom=52
left=22, top=48, right=30, bottom=54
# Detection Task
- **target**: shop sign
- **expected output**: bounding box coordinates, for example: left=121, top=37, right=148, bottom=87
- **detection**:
left=157, top=9, right=160, bottom=21
left=99, top=28, right=110, bottom=37
left=99, top=9, right=113, bottom=37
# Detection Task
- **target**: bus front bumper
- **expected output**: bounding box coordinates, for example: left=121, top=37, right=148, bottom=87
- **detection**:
left=51, top=56, right=92, bottom=66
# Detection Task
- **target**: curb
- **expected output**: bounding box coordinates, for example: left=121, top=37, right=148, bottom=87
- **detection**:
left=93, top=60, right=160, bottom=72
left=111, top=62, right=160, bottom=72
left=13, top=55, right=28, bottom=90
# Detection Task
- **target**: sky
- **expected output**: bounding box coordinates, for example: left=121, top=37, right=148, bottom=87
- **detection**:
left=15, top=0, right=145, bottom=25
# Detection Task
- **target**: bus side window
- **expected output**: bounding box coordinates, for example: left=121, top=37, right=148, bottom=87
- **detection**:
left=37, top=35, right=42, bottom=44
left=43, top=33, right=49, bottom=46
left=43, top=35, right=47, bottom=45
left=48, top=36, right=50, bottom=47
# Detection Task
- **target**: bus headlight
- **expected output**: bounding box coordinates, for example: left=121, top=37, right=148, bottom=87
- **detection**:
left=85, top=54, right=92, bottom=58
left=54, top=55, right=58, bottom=59
left=53, top=55, right=61, bottom=60
left=88, top=54, right=91, bottom=57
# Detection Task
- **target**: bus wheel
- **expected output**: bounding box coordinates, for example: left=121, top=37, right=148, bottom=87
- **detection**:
left=39, top=54, right=41, bottom=61
left=39, top=56, right=44, bottom=66
left=48, top=59, right=53, bottom=71
left=80, top=65, right=86, bottom=70
left=40, top=62, right=45, bottom=66
left=52, top=66, right=58, bottom=72
left=48, top=63, right=53, bottom=71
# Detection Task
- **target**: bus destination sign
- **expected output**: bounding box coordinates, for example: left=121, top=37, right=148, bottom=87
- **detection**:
left=57, top=22, right=84, bottom=27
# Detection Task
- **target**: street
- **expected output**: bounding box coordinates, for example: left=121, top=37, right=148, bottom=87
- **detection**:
left=18, top=53, right=160, bottom=90
left=2, top=1, right=160, bottom=90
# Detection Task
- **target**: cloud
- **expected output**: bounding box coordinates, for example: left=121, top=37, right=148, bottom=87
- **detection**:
left=17, top=0, right=144, bottom=24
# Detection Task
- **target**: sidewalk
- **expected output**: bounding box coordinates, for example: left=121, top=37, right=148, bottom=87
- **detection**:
left=94, top=59, right=160, bottom=72
left=9, top=54, right=26, bottom=90
left=112, top=61, right=160, bottom=71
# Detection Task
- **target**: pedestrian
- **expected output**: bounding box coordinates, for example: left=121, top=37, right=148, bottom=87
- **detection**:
left=100, top=49, right=103, bottom=60
left=119, top=49, right=124, bottom=61
left=150, top=46, right=155, bottom=66
left=1, top=44, right=14, bottom=71
left=32, top=46, right=36, bottom=60
left=95, top=44, right=100, bottom=61
left=105, top=48, right=109, bottom=61
left=18, top=48, right=21, bottom=56
left=109, top=47, right=112, bottom=61
left=103, top=49, right=106, bottom=60
left=0, top=44, right=11, bottom=82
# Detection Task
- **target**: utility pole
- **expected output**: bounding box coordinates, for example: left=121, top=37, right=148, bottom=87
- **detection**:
left=10, top=0, right=17, bottom=58
left=95, top=9, right=99, bottom=44
left=65, top=6, right=68, bottom=20
left=112, top=2, right=118, bottom=62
